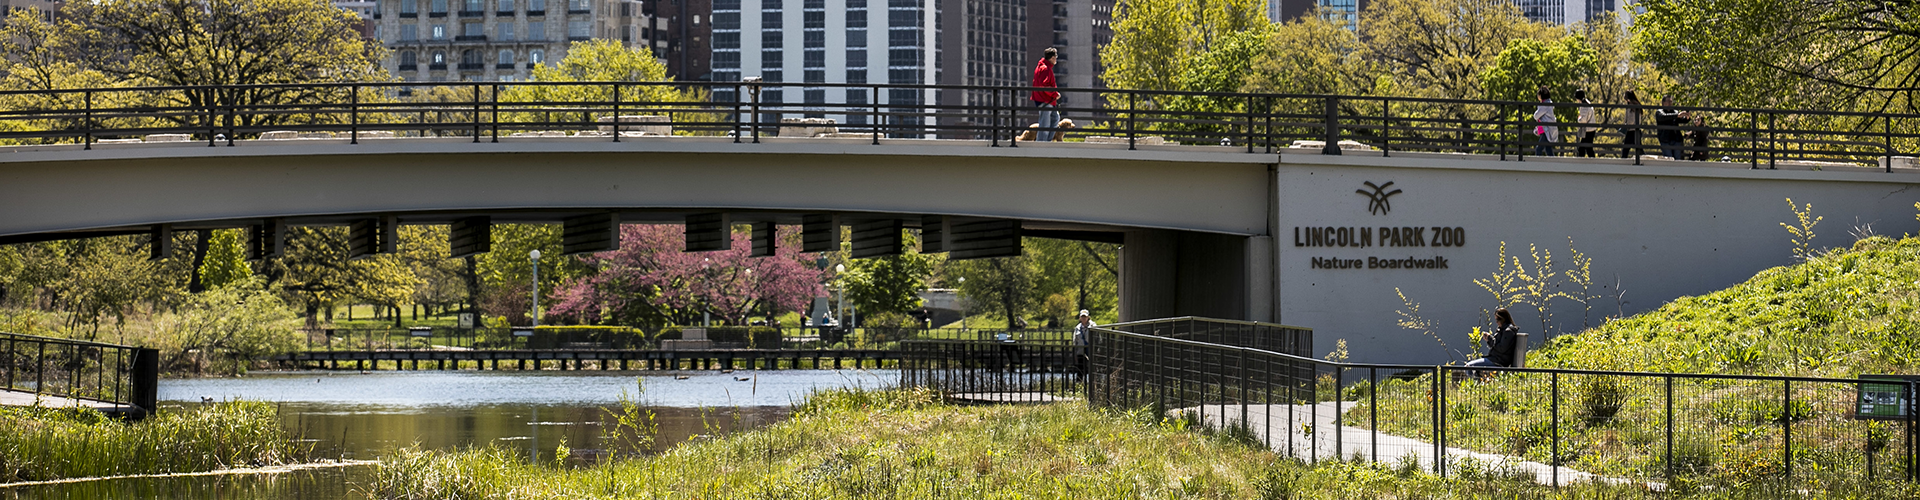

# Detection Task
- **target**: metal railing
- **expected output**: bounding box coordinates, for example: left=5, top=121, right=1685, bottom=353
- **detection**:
left=899, top=339, right=1083, bottom=402
left=298, top=326, right=1073, bottom=351
left=1087, top=317, right=1919, bottom=489
left=0, top=81, right=1912, bottom=171
left=0, top=332, right=158, bottom=417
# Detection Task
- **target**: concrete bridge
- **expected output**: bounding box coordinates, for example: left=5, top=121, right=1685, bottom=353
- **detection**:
left=4, top=84, right=1918, bottom=364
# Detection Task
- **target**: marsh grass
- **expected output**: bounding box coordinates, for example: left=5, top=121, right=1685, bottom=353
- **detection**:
left=371, top=387, right=1748, bottom=499
left=0, top=401, right=310, bottom=483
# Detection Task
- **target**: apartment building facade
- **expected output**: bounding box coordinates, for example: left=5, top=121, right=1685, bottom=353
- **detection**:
left=375, top=0, right=666, bottom=81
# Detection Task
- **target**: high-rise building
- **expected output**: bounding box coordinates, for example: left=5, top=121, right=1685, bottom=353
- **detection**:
left=1269, top=0, right=1626, bottom=26
left=651, top=0, right=714, bottom=81
left=1022, top=0, right=1112, bottom=90
left=375, top=0, right=669, bottom=81
left=709, top=0, right=938, bottom=132
left=1268, top=0, right=1364, bottom=25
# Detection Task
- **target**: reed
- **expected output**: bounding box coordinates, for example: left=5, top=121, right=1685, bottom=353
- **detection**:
left=0, top=401, right=309, bottom=482
left=374, top=387, right=1695, bottom=499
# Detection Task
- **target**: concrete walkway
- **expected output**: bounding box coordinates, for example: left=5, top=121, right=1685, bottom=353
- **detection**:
left=1180, top=402, right=1645, bottom=487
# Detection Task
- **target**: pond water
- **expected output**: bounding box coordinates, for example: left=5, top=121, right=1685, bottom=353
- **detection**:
left=2, top=369, right=898, bottom=499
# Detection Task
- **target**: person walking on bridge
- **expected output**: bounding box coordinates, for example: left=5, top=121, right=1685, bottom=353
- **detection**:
left=1032, top=47, right=1062, bottom=141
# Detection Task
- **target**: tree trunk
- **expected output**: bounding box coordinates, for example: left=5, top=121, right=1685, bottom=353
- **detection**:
left=187, top=229, right=211, bottom=293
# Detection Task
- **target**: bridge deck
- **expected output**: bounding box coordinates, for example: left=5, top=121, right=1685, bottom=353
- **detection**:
left=0, top=389, right=131, bottom=413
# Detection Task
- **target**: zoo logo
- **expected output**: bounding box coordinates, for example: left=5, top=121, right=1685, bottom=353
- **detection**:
left=1356, top=181, right=1402, bottom=216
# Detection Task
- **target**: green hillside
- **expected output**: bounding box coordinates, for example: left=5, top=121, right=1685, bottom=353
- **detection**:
left=1531, top=235, right=1920, bottom=377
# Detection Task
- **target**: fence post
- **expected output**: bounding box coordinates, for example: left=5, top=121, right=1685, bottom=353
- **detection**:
left=491, top=84, right=500, bottom=143
left=1886, top=115, right=1895, bottom=173
left=1439, top=366, right=1448, bottom=476
left=1552, top=370, right=1560, bottom=487
left=1380, top=97, right=1390, bottom=157
left=1784, top=379, right=1793, bottom=482
left=1769, top=112, right=1778, bottom=169
left=471, top=84, right=482, bottom=143
left=131, top=347, right=158, bottom=418
left=1127, top=92, right=1137, bottom=151
left=1750, top=112, right=1759, bottom=169
left=1239, top=347, right=1249, bottom=438
left=1665, top=375, right=1675, bottom=483
left=1370, top=367, right=1378, bottom=463
left=871, top=86, right=881, bottom=146
left=732, top=83, right=743, bottom=143
left=1321, top=97, right=1341, bottom=155
left=1244, top=95, right=1255, bottom=154
left=611, top=83, right=621, bottom=143
left=206, top=88, right=218, bottom=147
left=83, top=89, right=93, bottom=150
left=350, top=84, right=360, bottom=145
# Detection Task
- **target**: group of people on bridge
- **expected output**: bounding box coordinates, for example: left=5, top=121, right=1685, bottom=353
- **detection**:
left=1532, top=87, right=1713, bottom=161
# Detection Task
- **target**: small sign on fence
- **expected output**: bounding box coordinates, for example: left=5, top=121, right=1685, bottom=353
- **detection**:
left=1856, top=374, right=1919, bottom=420
left=457, top=313, right=474, bottom=329
left=512, top=328, right=534, bottom=337
left=409, top=327, right=432, bottom=337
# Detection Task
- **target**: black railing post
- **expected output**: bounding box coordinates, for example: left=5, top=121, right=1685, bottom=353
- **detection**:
left=871, top=85, right=880, bottom=146
left=1886, top=115, right=1895, bottom=173
left=1127, top=91, right=1137, bottom=151
left=1381, top=97, right=1390, bottom=157
left=1551, top=370, right=1560, bottom=487
left=1370, top=367, right=1378, bottom=463
left=491, top=84, right=500, bottom=143
left=1750, top=112, right=1759, bottom=169
left=1008, top=88, right=1019, bottom=148
left=1244, top=95, right=1255, bottom=154
left=1666, top=375, right=1674, bottom=482
left=207, top=88, right=218, bottom=148
left=732, top=83, right=743, bottom=143
left=35, top=342, right=45, bottom=395
left=611, top=83, right=621, bottom=143
left=471, top=84, right=482, bottom=143
left=225, top=91, right=235, bottom=146
left=83, top=90, right=93, bottom=150
left=131, top=347, right=158, bottom=418
left=991, top=87, right=1000, bottom=147
left=350, top=84, right=361, bottom=145
left=1321, top=96, right=1341, bottom=155
left=1438, top=366, right=1447, bottom=476
left=1769, top=112, right=1778, bottom=169
left=1784, top=379, right=1793, bottom=482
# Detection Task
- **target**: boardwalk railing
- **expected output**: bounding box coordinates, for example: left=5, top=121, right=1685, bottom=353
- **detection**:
left=298, top=326, right=1072, bottom=351
left=1, top=82, right=1915, bottom=171
left=899, top=339, right=1083, bottom=403
left=1087, top=317, right=1919, bottom=489
left=0, top=332, right=158, bottom=417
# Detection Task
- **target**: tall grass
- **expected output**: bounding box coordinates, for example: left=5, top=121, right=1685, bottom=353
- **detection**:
left=374, top=387, right=1688, bottom=499
left=0, top=401, right=309, bottom=482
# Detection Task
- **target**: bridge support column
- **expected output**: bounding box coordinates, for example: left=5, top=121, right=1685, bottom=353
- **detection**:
left=1120, top=229, right=1249, bottom=322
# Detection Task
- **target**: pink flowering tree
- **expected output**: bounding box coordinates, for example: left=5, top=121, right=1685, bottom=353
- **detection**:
left=550, top=225, right=824, bottom=327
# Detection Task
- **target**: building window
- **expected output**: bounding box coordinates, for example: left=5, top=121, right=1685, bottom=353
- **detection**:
left=713, top=12, right=737, bottom=29
left=713, top=51, right=740, bottom=68
left=401, top=0, right=417, bottom=14
left=462, top=0, right=481, bottom=12
left=567, top=19, right=589, bottom=38
left=803, top=50, right=824, bottom=67
left=431, top=24, right=446, bottom=39
left=461, top=49, right=482, bottom=65
left=463, top=21, right=483, bottom=36
left=761, top=11, right=781, bottom=27
left=803, top=10, right=823, bottom=28
left=846, top=28, right=865, bottom=46
left=803, top=30, right=824, bottom=46
left=430, top=50, right=447, bottom=69
left=713, top=32, right=739, bottom=48
left=400, top=24, right=418, bottom=40
left=804, top=69, right=823, bottom=82
left=846, top=68, right=865, bottom=83
left=693, top=14, right=700, bottom=24
left=762, top=29, right=782, bottom=48
left=399, top=50, right=418, bottom=67
left=430, top=0, right=447, bottom=13
left=528, top=0, right=545, bottom=12
left=846, top=48, right=865, bottom=65
left=498, top=0, right=515, bottom=11
left=529, top=21, right=544, bottom=38
left=567, top=0, right=587, bottom=11
left=761, top=50, right=782, bottom=68
left=529, top=48, right=544, bottom=64
left=498, top=49, right=516, bottom=64
left=887, top=9, right=918, bottom=27
left=496, top=23, right=514, bottom=40
left=846, top=10, right=865, bottom=28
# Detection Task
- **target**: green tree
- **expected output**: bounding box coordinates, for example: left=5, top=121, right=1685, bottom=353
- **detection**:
left=198, top=229, right=252, bottom=290
left=1028, top=238, right=1119, bottom=324
left=951, top=256, right=1037, bottom=330
left=1100, top=0, right=1267, bottom=93
left=500, top=39, right=710, bottom=128
left=844, top=248, right=937, bottom=318
left=268, top=227, right=417, bottom=328
left=149, top=276, right=302, bottom=374
left=1632, top=0, right=1920, bottom=112
left=1481, top=36, right=1598, bottom=104
left=1359, top=0, right=1555, bottom=100
left=1243, top=11, right=1379, bottom=96
left=0, top=0, right=385, bottom=129
left=474, top=224, right=580, bottom=325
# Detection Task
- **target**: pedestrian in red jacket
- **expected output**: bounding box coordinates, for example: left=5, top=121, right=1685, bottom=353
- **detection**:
left=1032, top=47, right=1061, bottom=141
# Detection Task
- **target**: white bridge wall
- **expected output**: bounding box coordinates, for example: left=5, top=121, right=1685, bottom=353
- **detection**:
left=1273, top=154, right=1920, bottom=366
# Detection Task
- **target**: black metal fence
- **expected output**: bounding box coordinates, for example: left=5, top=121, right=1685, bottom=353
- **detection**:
left=0, top=332, right=158, bottom=417
left=899, top=339, right=1083, bottom=403
left=298, top=326, right=1072, bottom=351
left=1, top=81, right=1914, bottom=171
left=1086, top=318, right=1919, bottom=489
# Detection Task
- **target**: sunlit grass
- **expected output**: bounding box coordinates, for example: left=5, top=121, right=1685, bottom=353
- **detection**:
left=0, top=401, right=309, bottom=483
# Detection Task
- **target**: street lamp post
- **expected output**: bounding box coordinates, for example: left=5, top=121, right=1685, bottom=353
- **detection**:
left=529, top=249, right=541, bottom=328
left=834, top=264, right=845, bottom=328
left=958, top=277, right=967, bottom=333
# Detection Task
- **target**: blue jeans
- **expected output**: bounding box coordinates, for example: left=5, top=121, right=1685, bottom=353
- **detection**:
left=1533, top=135, right=1556, bottom=157
left=1036, top=103, right=1060, bottom=142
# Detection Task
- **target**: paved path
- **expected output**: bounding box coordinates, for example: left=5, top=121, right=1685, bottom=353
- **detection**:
left=1180, top=402, right=1647, bottom=487
left=0, top=389, right=128, bottom=412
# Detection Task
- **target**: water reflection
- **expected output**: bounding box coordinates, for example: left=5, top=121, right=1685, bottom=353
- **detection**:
left=2, top=369, right=896, bottom=499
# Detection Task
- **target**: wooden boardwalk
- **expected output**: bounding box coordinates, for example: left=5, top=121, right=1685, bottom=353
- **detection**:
left=275, top=348, right=902, bottom=371
left=0, top=388, right=135, bottom=413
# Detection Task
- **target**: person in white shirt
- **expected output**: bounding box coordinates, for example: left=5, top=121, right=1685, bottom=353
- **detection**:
left=1072, top=309, right=1095, bottom=346
left=1533, top=87, right=1558, bottom=157
left=1574, top=89, right=1596, bottom=157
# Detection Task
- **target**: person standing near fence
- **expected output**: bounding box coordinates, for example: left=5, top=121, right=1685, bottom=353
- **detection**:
left=1465, top=308, right=1519, bottom=369
left=1532, top=88, right=1558, bottom=157
left=1575, top=90, right=1597, bottom=157
left=1031, top=47, right=1062, bottom=141
left=1620, top=91, right=1645, bottom=158
left=1654, top=96, right=1689, bottom=159
left=1072, top=309, right=1095, bottom=346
